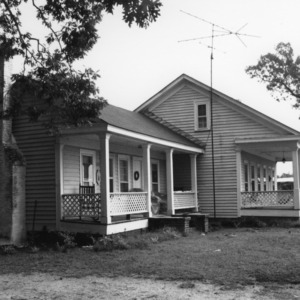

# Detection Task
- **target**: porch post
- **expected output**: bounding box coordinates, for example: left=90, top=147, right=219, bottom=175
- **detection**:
left=190, top=154, right=198, bottom=212
left=142, top=144, right=152, bottom=217
left=166, top=148, right=175, bottom=215
left=292, top=149, right=300, bottom=210
left=99, top=133, right=111, bottom=224
left=235, top=147, right=242, bottom=216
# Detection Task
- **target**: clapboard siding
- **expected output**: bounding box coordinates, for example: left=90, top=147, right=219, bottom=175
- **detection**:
left=13, top=115, right=57, bottom=229
left=61, top=142, right=167, bottom=195
left=151, top=84, right=284, bottom=218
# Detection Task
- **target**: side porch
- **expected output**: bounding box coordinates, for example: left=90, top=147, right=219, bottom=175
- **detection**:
left=235, top=136, right=300, bottom=219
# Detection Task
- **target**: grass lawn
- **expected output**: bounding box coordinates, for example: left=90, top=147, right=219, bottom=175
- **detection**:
left=1, top=227, right=299, bottom=286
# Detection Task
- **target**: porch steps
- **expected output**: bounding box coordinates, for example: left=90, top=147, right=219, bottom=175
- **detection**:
left=174, top=213, right=209, bottom=233
left=149, top=213, right=209, bottom=235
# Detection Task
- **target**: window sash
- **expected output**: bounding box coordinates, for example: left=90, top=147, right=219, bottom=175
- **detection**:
left=195, top=102, right=210, bottom=130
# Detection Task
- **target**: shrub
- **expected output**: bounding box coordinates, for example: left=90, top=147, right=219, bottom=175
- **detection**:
left=1, top=245, right=16, bottom=255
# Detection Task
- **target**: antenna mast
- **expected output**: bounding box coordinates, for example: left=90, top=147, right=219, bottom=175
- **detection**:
left=179, top=11, right=258, bottom=219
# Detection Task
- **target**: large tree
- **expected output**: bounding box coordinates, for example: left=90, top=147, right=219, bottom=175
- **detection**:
left=0, top=0, right=162, bottom=240
left=1, top=0, right=162, bottom=129
left=246, top=42, right=300, bottom=107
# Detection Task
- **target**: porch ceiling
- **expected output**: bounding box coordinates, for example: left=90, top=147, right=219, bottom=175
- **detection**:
left=235, top=136, right=300, bottom=161
left=109, top=134, right=196, bottom=155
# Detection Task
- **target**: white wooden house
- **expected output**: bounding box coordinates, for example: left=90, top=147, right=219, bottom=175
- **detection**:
left=12, top=74, right=300, bottom=235
left=136, top=74, right=300, bottom=220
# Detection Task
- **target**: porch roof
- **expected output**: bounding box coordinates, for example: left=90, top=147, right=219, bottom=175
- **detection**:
left=99, top=104, right=204, bottom=151
left=235, top=135, right=300, bottom=161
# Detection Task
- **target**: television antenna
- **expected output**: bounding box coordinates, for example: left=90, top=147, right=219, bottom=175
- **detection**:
left=179, top=10, right=259, bottom=219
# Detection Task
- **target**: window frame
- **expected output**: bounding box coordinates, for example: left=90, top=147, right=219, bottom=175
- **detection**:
left=194, top=100, right=211, bottom=131
left=80, top=149, right=96, bottom=186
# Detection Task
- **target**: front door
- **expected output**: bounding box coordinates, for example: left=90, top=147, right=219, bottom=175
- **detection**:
left=132, top=157, right=142, bottom=190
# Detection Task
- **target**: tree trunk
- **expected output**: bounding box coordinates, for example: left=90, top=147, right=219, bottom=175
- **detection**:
left=11, top=164, right=26, bottom=245
left=0, top=55, right=13, bottom=239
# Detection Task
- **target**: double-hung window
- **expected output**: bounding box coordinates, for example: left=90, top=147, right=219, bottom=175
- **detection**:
left=194, top=100, right=211, bottom=131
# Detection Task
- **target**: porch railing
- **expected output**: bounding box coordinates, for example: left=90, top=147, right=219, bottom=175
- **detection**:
left=174, top=191, right=196, bottom=209
left=110, top=192, right=148, bottom=216
left=62, top=193, right=101, bottom=220
left=241, top=190, right=294, bottom=208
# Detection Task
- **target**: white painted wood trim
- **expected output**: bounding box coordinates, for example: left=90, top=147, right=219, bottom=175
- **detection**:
left=166, top=148, right=175, bottom=215
left=236, top=148, right=242, bottom=217
left=107, top=125, right=204, bottom=154
left=99, top=133, right=111, bottom=224
left=194, top=100, right=211, bottom=131
left=241, top=209, right=300, bottom=218
left=79, top=149, right=96, bottom=186
left=59, top=144, right=65, bottom=222
left=143, top=144, right=152, bottom=217
left=190, top=154, right=198, bottom=212
left=151, top=159, right=160, bottom=193
left=106, top=219, right=149, bottom=235
left=118, top=154, right=131, bottom=192
left=292, top=149, right=300, bottom=210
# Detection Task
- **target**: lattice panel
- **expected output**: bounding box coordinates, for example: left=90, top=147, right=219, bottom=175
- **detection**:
left=174, top=192, right=196, bottom=209
left=241, top=191, right=294, bottom=208
left=62, top=194, right=101, bottom=219
left=110, top=192, right=148, bottom=216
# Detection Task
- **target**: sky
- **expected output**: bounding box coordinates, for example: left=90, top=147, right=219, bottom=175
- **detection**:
left=86, top=0, right=300, bottom=133
left=11, top=0, right=300, bottom=173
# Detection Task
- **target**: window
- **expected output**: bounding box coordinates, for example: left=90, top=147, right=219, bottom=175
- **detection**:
left=263, top=167, right=267, bottom=191
left=251, top=165, right=255, bottom=191
left=151, top=160, right=160, bottom=193
left=119, top=155, right=130, bottom=192
left=80, top=150, right=96, bottom=186
left=194, top=101, right=210, bottom=130
left=257, top=166, right=261, bottom=192
left=272, top=169, right=275, bottom=191
left=109, top=158, right=114, bottom=192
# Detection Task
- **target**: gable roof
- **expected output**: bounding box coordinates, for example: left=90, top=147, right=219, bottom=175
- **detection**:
left=135, top=74, right=300, bottom=136
left=98, top=104, right=204, bottom=150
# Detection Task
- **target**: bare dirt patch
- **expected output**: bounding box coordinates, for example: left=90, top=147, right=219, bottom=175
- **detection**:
left=1, top=273, right=300, bottom=300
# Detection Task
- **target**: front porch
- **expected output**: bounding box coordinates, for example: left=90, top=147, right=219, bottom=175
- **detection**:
left=58, top=115, right=203, bottom=234
left=236, top=136, right=300, bottom=218
left=60, top=189, right=199, bottom=232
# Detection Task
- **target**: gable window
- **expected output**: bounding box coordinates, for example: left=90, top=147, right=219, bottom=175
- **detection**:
left=119, top=155, right=130, bottom=192
left=194, top=101, right=210, bottom=131
left=80, top=150, right=96, bottom=186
